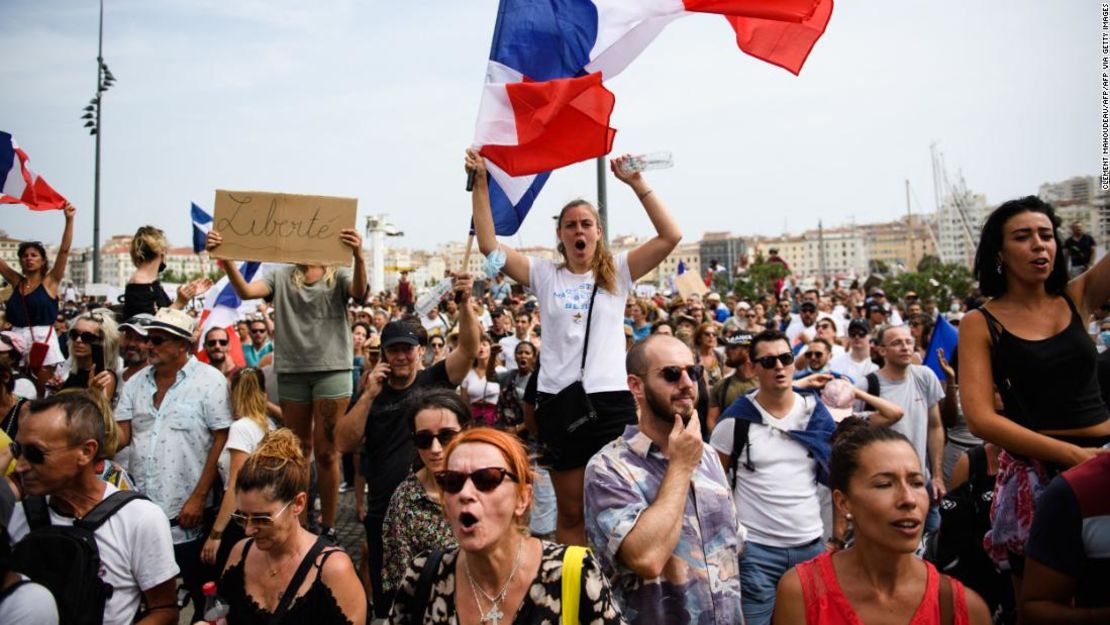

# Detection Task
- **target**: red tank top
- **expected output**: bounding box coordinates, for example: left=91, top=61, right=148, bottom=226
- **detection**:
left=796, top=552, right=969, bottom=625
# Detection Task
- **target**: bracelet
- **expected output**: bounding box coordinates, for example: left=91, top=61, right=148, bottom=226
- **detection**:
left=637, top=189, right=654, bottom=201
left=209, top=529, right=223, bottom=540
left=826, top=537, right=846, bottom=550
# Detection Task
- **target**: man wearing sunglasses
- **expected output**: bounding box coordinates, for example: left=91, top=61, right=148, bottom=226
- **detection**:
left=706, top=332, right=758, bottom=431
left=710, top=329, right=837, bottom=625
left=829, top=318, right=879, bottom=383
left=585, top=334, right=744, bottom=625
left=242, top=319, right=272, bottom=368
left=7, top=394, right=180, bottom=625
left=114, top=307, right=231, bottom=618
left=119, top=314, right=154, bottom=383
left=202, top=327, right=239, bottom=379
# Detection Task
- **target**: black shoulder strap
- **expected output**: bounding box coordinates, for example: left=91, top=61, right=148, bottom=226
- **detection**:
left=1060, top=292, right=1082, bottom=319
left=866, top=372, right=880, bottom=399
left=270, top=536, right=327, bottom=625
left=729, top=418, right=753, bottom=490
left=578, top=284, right=600, bottom=376
left=21, top=496, right=51, bottom=531
left=966, top=446, right=987, bottom=484
left=409, top=548, right=445, bottom=623
left=0, top=579, right=31, bottom=605
left=977, top=305, right=1003, bottom=344
left=76, top=490, right=147, bottom=531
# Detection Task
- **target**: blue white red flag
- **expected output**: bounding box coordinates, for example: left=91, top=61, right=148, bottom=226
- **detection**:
left=191, top=203, right=213, bottom=254
left=196, top=261, right=266, bottom=367
left=474, top=0, right=833, bottom=235
left=0, top=131, right=67, bottom=211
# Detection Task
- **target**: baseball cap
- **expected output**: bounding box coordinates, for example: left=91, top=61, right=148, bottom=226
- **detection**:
left=120, top=313, right=156, bottom=337
left=381, top=321, right=421, bottom=349
left=866, top=302, right=886, bottom=315
left=869, top=288, right=886, bottom=297
left=848, top=319, right=870, bottom=335
left=800, top=301, right=817, bottom=312
left=0, top=331, right=26, bottom=355
left=724, top=332, right=753, bottom=348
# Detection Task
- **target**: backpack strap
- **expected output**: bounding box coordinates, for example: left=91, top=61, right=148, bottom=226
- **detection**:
left=21, top=496, right=51, bottom=531
left=939, top=572, right=954, bottom=625
left=561, top=546, right=589, bottom=625
left=966, top=446, right=987, bottom=484
left=75, top=490, right=148, bottom=531
left=408, top=548, right=445, bottom=623
left=270, top=536, right=327, bottom=625
left=729, top=418, right=753, bottom=490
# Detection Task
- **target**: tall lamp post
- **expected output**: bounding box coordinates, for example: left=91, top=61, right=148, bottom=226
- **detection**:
left=80, top=0, right=115, bottom=283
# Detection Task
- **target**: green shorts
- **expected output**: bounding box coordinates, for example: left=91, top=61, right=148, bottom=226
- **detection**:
left=277, top=370, right=353, bottom=403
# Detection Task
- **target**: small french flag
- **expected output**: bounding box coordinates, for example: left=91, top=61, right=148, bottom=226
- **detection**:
left=191, top=202, right=213, bottom=254
left=0, top=131, right=67, bottom=211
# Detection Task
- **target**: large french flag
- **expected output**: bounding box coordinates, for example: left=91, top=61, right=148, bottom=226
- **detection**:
left=475, top=0, right=833, bottom=235
left=0, top=131, right=68, bottom=211
left=196, top=261, right=266, bottom=367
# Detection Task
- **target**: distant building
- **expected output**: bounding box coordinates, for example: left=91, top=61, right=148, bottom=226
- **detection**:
left=1039, top=175, right=1100, bottom=204
left=935, top=191, right=989, bottom=267
left=698, top=232, right=747, bottom=277
left=861, top=217, right=937, bottom=273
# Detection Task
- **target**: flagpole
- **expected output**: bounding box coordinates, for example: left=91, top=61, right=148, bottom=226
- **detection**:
left=92, top=0, right=104, bottom=283
left=596, top=156, right=608, bottom=244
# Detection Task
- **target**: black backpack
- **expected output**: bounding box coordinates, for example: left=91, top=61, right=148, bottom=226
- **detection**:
left=12, top=490, right=147, bottom=625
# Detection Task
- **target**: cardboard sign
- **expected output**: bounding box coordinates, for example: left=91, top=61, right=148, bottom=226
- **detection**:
left=674, top=271, right=709, bottom=298
left=211, top=190, right=357, bottom=266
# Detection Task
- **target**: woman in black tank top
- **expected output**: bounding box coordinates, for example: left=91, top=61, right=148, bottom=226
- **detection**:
left=958, top=196, right=1110, bottom=601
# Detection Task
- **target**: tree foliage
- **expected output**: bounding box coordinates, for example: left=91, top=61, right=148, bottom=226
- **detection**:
left=731, top=254, right=791, bottom=301
left=883, top=255, right=973, bottom=306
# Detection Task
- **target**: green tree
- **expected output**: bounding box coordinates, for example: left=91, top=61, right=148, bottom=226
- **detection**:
left=885, top=258, right=973, bottom=307
left=732, top=254, right=790, bottom=302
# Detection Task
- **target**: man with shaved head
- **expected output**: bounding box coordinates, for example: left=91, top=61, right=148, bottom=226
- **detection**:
left=584, top=334, right=743, bottom=625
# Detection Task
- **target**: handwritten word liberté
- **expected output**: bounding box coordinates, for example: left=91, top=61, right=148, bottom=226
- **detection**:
left=216, top=194, right=338, bottom=240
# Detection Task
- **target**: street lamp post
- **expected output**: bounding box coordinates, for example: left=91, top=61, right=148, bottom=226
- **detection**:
left=81, top=0, right=115, bottom=283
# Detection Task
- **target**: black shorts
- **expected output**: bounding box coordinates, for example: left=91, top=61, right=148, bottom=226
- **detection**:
left=535, top=389, right=636, bottom=471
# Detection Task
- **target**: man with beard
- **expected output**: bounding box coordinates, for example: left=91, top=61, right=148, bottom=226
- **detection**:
left=119, top=314, right=154, bottom=383
left=709, top=329, right=836, bottom=625
left=584, top=334, right=743, bottom=625
left=202, top=327, right=238, bottom=378
left=707, top=332, right=757, bottom=430
left=336, top=274, right=479, bottom=620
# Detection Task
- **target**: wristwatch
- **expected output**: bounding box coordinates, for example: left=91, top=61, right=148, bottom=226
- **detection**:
left=209, top=529, right=223, bottom=540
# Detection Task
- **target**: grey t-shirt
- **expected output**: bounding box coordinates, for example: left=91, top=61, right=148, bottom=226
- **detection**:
left=855, top=365, right=945, bottom=480
left=264, top=266, right=353, bottom=374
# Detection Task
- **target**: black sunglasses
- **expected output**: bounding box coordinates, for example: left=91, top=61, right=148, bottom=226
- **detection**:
left=754, top=352, right=795, bottom=369
left=849, top=330, right=869, bottom=338
left=9, top=440, right=80, bottom=465
left=435, top=467, right=518, bottom=494
left=148, top=335, right=176, bottom=346
left=654, top=364, right=703, bottom=383
left=68, top=330, right=101, bottom=344
left=806, top=351, right=827, bottom=359
left=413, top=429, right=460, bottom=450
left=206, top=339, right=229, bottom=347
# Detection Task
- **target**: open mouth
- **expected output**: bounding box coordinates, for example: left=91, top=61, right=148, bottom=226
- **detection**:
left=574, top=240, right=586, bottom=251
left=459, top=512, right=479, bottom=529
left=891, top=519, right=921, bottom=534
left=1032, top=258, right=1050, bottom=267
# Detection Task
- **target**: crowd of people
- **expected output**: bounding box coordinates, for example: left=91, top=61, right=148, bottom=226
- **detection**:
left=0, top=169, right=1107, bottom=624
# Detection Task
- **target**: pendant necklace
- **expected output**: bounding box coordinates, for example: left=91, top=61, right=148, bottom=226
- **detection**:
left=465, top=538, right=525, bottom=625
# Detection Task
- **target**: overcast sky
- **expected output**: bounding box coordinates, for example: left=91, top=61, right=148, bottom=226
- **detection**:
left=1, top=1, right=1100, bottom=253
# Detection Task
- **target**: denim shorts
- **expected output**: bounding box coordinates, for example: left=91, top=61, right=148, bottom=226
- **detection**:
left=277, top=369, right=353, bottom=403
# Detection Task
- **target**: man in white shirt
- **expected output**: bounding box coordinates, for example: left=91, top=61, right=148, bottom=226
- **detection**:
left=710, top=329, right=836, bottom=625
left=9, top=393, right=179, bottom=625
left=420, top=304, right=450, bottom=338
left=498, top=309, right=533, bottom=371
left=829, top=319, right=878, bottom=383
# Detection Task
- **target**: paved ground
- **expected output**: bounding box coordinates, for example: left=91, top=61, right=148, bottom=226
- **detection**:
left=180, top=488, right=365, bottom=623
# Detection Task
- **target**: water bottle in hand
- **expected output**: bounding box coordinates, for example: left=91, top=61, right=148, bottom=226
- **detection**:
left=415, top=277, right=455, bottom=317
left=202, top=581, right=229, bottom=625
left=619, top=151, right=674, bottom=174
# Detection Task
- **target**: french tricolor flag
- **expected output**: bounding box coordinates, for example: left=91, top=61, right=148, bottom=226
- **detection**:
left=474, top=0, right=832, bottom=235
left=0, top=131, right=68, bottom=211
left=196, top=261, right=267, bottom=368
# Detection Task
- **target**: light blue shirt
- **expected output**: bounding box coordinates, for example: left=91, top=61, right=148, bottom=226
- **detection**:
left=115, top=357, right=232, bottom=541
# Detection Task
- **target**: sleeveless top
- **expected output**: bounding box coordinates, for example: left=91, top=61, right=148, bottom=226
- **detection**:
left=796, top=552, right=969, bottom=625
left=978, top=295, right=1108, bottom=432
left=5, top=282, right=58, bottom=327
left=122, top=281, right=172, bottom=320
left=220, top=539, right=354, bottom=625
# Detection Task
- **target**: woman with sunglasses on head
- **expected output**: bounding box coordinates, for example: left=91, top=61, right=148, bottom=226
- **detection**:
left=201, top=368, right=276, bottom=574
left=0, top=204, right=76, bottom=378
left=773, top=419, right=991, bottom=625
left=381, top=389, right=472, bottom=606
left=219, top=428, right=366, bottom=625
left=958, top=197, right=1110, bottom=604
left=466, top=148, right=681, bottom=546
left=388, top=427, right=624, bottom=624
left=693, top=322, right=723, bottom=386
left=59, top=309, right=120, bottom=406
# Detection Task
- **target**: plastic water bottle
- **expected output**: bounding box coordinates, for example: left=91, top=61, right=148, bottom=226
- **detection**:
left=619, top=151, right=674, bottom=174
left=202, top=582, right=229, bottom=625
left=415, top=277, right=454, bottom=317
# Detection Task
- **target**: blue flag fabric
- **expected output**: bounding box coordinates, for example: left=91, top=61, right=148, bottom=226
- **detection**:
left=923, top=313, right=958, bottom=382
left=191, top=202, right=213, bottom=254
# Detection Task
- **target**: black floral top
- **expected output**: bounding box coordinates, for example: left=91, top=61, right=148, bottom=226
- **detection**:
left=382, top=472, right=457, bottom=595
left=388, top=541, right=626, bottom=625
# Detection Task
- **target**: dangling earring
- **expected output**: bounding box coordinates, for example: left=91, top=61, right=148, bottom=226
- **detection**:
left=996, top=260, right=1003, bottom=275
left=845, top=513, right=853, bottom=522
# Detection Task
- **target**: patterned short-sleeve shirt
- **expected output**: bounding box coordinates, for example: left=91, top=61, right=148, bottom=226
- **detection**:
left=584, top=425, right=744, bottom=625
left=115, top=357, right=232, bottom=540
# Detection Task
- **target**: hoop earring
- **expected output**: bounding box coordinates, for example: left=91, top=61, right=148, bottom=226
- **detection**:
left=996, top=260, right=1003, bottom=275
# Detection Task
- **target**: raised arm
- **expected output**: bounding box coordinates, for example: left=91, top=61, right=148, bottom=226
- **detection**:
left=341, top=228, right=368, bottom=300
left=0, top=256, right=20, bottom=286
left=959, top=310, right=1097, bottom=467
left=853, top=385, right=904, bottom=427
left=444, top=274, right=480, bottom=385
left=46, top=203, right=76, bottom=291
left=205, top=230, right=272, bottom=300
left=610, top=155, right=681, bottom=281
left=466, top=149, right=530, bottom=286
left=1068, top=248, right=1110, bottom=318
